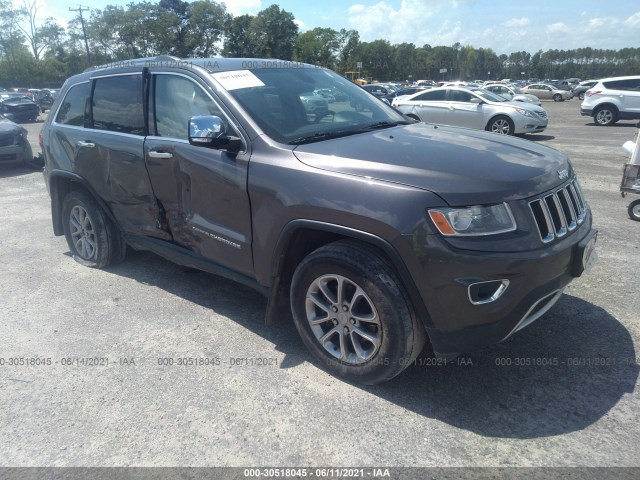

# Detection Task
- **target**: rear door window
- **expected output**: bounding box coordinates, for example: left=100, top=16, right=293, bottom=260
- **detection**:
left=414, top=90, right=446, bottom=101
left=91, top=75, right=145, bottom=135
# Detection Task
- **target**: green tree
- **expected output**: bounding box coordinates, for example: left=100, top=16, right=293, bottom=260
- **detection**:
left=248, top=5, right=298, bottom=59
left=293, top=27, right=341, bottom=68
left=222, top=14, right=253, bottom=57
left=187, top=1, right=230, bottom=57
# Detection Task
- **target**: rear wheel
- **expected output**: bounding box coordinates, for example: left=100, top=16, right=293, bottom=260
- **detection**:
left=290, top=241, right=426, bottom=384
left=62, top=190, right=126, bottom=268
left=593, top=105, right=617, bottom=126
left=487, top=115, right=514, bottom=135
left=629, top=199, right=640, bottom=221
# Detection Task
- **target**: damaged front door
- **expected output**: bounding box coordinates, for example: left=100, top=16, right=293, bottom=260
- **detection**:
left=144, top=72, right=253, bottom=276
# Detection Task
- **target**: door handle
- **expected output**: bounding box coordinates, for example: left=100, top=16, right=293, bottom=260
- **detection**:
left=76, top=140, right=95, bottom=148
left=148, top=150, right=173, bottom=159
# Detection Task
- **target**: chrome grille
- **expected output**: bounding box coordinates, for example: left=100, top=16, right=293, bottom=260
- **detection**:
left=529, top=179, right=587, bottom=243
left=536, top=111, right=548, bottom=120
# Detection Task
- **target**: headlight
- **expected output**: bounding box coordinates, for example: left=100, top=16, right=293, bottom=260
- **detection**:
left=514, top=107, right=534, bottom=118
left=428, top=203, right=517, bottom=236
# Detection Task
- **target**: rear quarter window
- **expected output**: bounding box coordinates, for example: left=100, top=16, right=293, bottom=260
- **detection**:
left=55, top=83, right=90, bottom=126
left=602, top=79, right=640, bottom=91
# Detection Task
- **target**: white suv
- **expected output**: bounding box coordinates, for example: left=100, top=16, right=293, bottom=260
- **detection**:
left=581, top=75, right=640, bottom=126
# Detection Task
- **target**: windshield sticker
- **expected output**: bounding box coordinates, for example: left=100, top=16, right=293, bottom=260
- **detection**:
left=212, top=70, right=265, bottom=91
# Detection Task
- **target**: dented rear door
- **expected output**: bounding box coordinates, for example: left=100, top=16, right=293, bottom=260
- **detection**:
left=84, top=73, right=166, bottom=239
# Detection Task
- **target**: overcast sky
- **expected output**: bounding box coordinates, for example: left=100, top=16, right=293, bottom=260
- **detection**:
left=33, top=0, right=640, bottom=55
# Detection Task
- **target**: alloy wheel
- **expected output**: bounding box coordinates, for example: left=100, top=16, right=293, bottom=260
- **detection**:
left=305, top=274, right=381, bottom=364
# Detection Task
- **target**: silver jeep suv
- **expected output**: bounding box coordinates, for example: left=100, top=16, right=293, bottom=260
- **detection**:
left=581, top=75, right=640, bottom=126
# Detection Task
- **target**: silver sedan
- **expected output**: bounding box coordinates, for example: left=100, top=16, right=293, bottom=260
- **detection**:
left=393, top=86, right=548, bottom=135
left=521, top=83, right=573, bottom=101
left=483, top=83, right=541, bottom=106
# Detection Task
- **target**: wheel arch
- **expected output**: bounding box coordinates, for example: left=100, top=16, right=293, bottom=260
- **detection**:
left=264, top=219, right=433, bottom=331
left=594, top=102, right=619, bottom=115
left=48, top=170, right=119, bottom=237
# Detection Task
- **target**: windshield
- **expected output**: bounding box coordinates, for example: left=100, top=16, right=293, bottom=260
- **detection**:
left=474, top=89, right=509, bottom=103
left=223, top=68, right=407, bottom=144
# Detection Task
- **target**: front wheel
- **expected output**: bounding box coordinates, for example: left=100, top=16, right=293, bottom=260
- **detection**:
left=487, top=115, right=514, bottom=135
left=553, top=93, right=562, bottom=102
left=290, top=241, right=426, bottom=384
left=578, top=92, right=585, bottom=100
left=629, top=199, right=640, bottom=221
left=62, top=190, right=126, bottom=268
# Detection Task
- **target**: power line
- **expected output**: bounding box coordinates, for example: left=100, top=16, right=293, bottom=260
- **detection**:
left=69, top=5, right=91, bottom=64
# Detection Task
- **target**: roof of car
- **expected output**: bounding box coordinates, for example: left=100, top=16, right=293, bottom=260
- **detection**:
left=85, top=56, right=315, bottom=75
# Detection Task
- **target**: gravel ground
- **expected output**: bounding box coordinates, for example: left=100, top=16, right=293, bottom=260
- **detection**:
left=1, top=101, right=639, bottom=469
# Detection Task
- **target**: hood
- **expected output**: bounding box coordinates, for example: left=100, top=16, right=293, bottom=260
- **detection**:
left=293, top=123, right=572, bottom=206
left=0, top=117, right=23, bottom=134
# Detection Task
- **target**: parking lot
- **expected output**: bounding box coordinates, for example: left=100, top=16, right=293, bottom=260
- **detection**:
left=1, top=100, right=639, bottom=468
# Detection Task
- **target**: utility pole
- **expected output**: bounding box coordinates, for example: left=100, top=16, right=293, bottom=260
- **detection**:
left=69, top=5, right=91, bottom=64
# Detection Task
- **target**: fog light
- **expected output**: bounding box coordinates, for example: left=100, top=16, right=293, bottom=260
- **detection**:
left=468, top=279, right=509, bottom=305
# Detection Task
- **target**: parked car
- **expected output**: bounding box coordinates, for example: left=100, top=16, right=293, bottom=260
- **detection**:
left=581, top=76, right=640, bottom=126
left=0, top=93, right=40, bottom=123
left=299, top=92, right=329, bottom=121
left=41, top=56, right=595, bottom=384
left=483, top=84, right=541, bottom=106
left=521, top=83, right=572, bottom=101
left=361, top=84, right=395, bottom=97
left=35, top=89, right=60, bottom=113
left=0, top=113, right=34, bottom=167
left=380, top=86, right=430, bottom=105
left=572, top=80, right=598, bottom=101
left=393, top=86, right=548, bottom=135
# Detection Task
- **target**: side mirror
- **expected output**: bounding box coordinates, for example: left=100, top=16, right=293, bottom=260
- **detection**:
left=470, top=98, right=482, bottom=104
left=188, top=115, right=242, bottom=152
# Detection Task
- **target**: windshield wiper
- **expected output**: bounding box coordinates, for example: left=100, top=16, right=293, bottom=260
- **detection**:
left=361, top=120, right=410, bottom=130
left=287, top=121, right=410, bottom=145
left=288, top=130, right=362, bottom=145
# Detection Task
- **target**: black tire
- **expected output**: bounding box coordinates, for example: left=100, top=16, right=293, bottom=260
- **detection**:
left=553, top=93, right=562, bottom=102
left=290, top=240, right=426, bottom=384
left=629, top=199, right=640, bottom=222
left=62, top=190, right=126, bottom=268
left=578, top=92, right=585, bottom=100
left=593, top=105, right=618, bottom=126
left=487, top=115, right=515, bottom=135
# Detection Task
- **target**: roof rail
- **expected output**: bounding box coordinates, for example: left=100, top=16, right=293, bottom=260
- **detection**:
left=153, top=55, right=182, bottom=62
left=82, top=55, right=184, bottom=73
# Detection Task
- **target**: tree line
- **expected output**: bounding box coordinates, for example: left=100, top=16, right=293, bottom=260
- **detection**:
left=1, top=0, right=639, bottom=88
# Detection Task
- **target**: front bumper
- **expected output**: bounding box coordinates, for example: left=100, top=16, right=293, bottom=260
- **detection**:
left=402, top=215, right=595, bottom=356
left=513, top=116, right=547, bottom=134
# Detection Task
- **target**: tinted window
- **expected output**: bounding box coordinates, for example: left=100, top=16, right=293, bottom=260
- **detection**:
left=414, top=90, right=446, bottom=101
left=603, top=79, right=640, bottom=91
left=154, top=75, right=225, bottom=140
left=92, top=75, right=144, bottom=135
left=449, top=90, right=472, bottom=102
left=56, top=83, right=89, bottom=126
